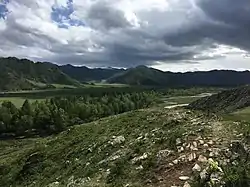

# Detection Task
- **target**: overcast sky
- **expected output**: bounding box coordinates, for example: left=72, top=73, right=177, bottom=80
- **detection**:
left=0, top=0, right=249, bottom=72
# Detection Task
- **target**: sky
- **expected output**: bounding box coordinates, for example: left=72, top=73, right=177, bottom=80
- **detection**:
left=0, top=0, right=249, bottom=72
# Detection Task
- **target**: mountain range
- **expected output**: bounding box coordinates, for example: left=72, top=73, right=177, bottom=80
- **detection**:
left=1, top=57, right=250, bottom=91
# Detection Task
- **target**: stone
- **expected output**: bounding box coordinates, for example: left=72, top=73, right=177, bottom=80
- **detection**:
left=193, top=141, right=198, bottom=148
left=209, top=151, right=215, bottom=157
left=199, top=140, right=205, bottom=145
left=183, top=182, right=191, bottom=187
left=176, top=138, right=182, bottom=145
left=111, top=136, right=125, bottom=145
left=136, top=165, right=144, bottom=170
left=207, top=140, right=214, bottom=145
left=157, top=149, right=173, bottom=158
left=173, top=159, right=179, bottom=164
left=198, top=155, right=207, bottom=163
left=179, top=176, right=190, bottom=181
left=224, top=148, right=232, bottom=158
left=192, top=163, right=201, bottom=172
left=190, top=145, right=198, bottom=151
left=186, top=143, right=191, bottom=150
left=200, top=169, right=208, bottom=180
left=178, top=155, right=187, bottom=162
left=168, top=163, right=174, bottom=167
left=203, top=144, right=209, bottom=148
left=178, top=146, right=185, bottom=153
left=188, top=153, right=197, bottom=162
left=132, top=153, right=148, bottom=164
left=195, top=136, right=203, bottom=141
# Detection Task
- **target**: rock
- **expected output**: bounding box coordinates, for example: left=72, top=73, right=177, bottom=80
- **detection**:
left=109, top=155, right=121, bottom=161
left=176, top=138, right=182, bottom=145
left=192, top=163, right=201, bottom=172
left=183, top=182, right=191, bottom=187
left=207, top=140, right=214, bottom=145
left=178, top=146, right=185, bottom=153
left=208, top=148, right=220, bottom=157
left=200, top=169, right=208, bottom=180
left=188, top=153, right=197, bottom=162
left=193, top=141, right=198, bottom=148
left=136, top=165, right=144, bottom=170
left=110, top=136, right=125, bottom=145
left=132, top=153, right=148, bottom=164
left=199, top=140, right=205, bottom=145
left=168, top=163, right=174, bottom=167
left=195, top=136, right=203, bottom=141
left=179, top=176, right=190, bottom=181
left=224, top=148, right=232, bottom=158
left=157, top=149, right=173, bottom=159
left=198, top=155, right=207, bottom=163
left=190, top=145, right=198, bottom=151
left=203, top=144, right=209, bottom=148
left=173, top=159, right=179, bottom=165
left=178, top=155, right=187, bottom=162
left=209, top=152, right=214, bottom=157
left=185, top=143, right=191, bottom=150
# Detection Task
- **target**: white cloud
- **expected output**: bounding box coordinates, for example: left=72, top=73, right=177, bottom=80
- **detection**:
left=0, top=0, right=249, bottom=70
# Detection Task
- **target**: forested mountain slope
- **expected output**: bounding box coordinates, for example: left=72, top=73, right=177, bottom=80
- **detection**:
left=0, top=57, right=80, bottom=91
left=59, top=64, right=124, bottom=82
left=108, top=66, right=250, bottom=87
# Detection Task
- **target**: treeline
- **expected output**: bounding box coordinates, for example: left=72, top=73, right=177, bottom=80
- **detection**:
left=0, top=92, right=158, bottom=137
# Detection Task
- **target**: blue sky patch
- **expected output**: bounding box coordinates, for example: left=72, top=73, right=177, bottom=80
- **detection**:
left=0, top=0, right=9, bottom=19
left=51, top=0, right=85, bottom=28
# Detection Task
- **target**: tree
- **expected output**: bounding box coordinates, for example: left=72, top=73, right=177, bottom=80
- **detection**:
left=51, top=108, right=68, bottom=132
left=1, top=101, right=18, bottom=114
left=21, top=99, right=32, bottom=116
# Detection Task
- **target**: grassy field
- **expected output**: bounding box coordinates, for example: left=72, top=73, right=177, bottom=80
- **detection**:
left=223, top=107, right=250, bottom=122
left=0, top=97, right=45, bottom=108
left=160, top=93, right=214, bottom=108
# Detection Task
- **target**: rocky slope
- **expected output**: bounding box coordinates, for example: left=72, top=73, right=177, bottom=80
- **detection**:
left=0, top=107, right=249, bottom=187
left=188, top=86, right=250, bottom=113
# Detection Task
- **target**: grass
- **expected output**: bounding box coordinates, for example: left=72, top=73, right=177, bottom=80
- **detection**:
left=0, top=97, right=44, bottom=107
left=223, top=107, right=250, bottom=122
left=85, top=82, right=128, bottom=88
left=51, top=84, right=78, bottom=89
left=164, top=96, right=200, bottom=104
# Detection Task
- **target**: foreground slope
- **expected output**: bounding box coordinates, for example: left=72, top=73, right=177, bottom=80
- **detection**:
left=1, top=107, right=249, bottom=187
left=0, top=57, right=80, bottom=91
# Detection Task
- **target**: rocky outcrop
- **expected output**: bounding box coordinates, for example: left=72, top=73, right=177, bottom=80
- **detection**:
left=188, top=86, right=250, bottom=113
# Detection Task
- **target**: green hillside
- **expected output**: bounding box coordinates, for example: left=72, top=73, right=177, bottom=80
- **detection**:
left=1, top=107, right=249, bottom=187
left=0, top=57, right=80, bottom=91
left=107, top=66, right=167, bottom=86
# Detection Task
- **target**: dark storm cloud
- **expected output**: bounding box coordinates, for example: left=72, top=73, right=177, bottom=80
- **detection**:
left=87, top=1, right=132, bottom=30
left=164, top=0, right=250, bottom=51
